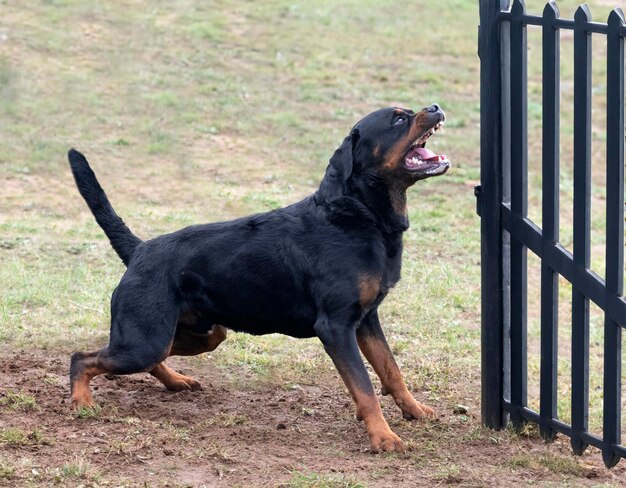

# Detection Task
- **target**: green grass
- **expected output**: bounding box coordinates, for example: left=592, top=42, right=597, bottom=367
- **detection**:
left=283, top=471, right=366, bottom=488
left=0, top=390, right=39, bottom=412
left=0, top=456, right=15, bottom=481
left=0, top=427, right=49, bottom=448
left=506, top=452, right=585, bottom=477
left=50, top=456, right=100, bottom=484
left=73, top=403, right=103, bottom=420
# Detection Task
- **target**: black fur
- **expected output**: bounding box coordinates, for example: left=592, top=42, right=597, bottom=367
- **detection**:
left=68, top=149, right=142, bottom=265
left=68, top=105, right=449, bottom=448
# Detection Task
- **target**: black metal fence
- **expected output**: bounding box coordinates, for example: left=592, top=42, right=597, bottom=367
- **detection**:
left=477, top=0, right=626, bottom=468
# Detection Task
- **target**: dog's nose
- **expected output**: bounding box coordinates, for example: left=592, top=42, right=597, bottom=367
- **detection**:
left=426, top=103, right=441, bottom=113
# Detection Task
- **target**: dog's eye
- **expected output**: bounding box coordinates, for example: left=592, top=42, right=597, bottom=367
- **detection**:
left=394, top=116, right=406, bottom=126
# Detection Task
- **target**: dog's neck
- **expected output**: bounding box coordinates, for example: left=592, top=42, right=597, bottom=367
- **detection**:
left=315, top=176, right=408, bottom=234
left=355, top=178, right=410, bottom=233
left=314, top=160, right=411, bottom=233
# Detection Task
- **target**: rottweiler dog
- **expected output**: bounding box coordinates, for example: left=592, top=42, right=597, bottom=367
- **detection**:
left=67, top=103, right=450, bottom=452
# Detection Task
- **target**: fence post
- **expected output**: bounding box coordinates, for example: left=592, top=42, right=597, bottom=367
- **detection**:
left=570, top=4, right=592, bottom=456
left=602, top=7, right=625, bottom=469
left=478, top=0, right=510, bottom=430
left=539, top=0, right=560, bottom=442
left=509, top=0, right=528, bottom=429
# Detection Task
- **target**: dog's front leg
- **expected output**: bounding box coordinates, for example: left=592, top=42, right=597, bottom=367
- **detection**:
left=357, top=310, right=435, bottom=420
left=314, top=315, right=404, bottom=453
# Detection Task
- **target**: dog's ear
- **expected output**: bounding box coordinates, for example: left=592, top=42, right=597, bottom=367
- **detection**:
left=316, top=128, right=360, bottom=201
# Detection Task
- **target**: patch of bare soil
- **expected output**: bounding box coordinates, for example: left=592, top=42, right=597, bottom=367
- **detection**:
left=1, top=353, right=624, bottom=487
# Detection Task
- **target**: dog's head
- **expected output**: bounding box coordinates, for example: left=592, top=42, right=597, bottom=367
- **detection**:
left=319, top=105, right=450, bottom=201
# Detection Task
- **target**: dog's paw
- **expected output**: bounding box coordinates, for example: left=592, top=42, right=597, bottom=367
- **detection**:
left=70, top=378, right=96, bottom=410
left=181, top=375, right=202, bottom=391
left=71, top=393, right=95, bottom=410
left=151, top=363, right=203, bottom=392
left=401, top=399, right=436, bottom=420
left=165, top=374, right=202, bottom=392
left=393, top=391, right=435, bottom=420
left=369, top=429, right=405, bottom=453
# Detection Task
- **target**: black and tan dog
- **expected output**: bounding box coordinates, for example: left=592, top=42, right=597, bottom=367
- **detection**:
left=67, top=104, right=450, bottom=452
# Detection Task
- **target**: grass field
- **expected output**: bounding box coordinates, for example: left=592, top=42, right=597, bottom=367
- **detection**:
left=1, top=0, right=625, bottom=486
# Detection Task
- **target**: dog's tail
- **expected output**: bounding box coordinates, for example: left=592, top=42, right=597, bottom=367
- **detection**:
left=68, top=149, right=142, bottom=266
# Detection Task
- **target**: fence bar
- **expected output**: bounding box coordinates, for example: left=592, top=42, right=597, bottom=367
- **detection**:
left=539, top=0, right=560, bottom=442
left=500, top=7, right=512, bottom=413
left=478, top=0, right=509, bottom=429
left=501, top=207, right=626, bottom=325
left=499, top=13, right=609, bottom=33
left=570, top=4, right=592, bottom=456
left=504, top=404, right=626, bottom=459
left=509, top=0, right=528, bottom=427
left=602, top=7, right=625, bottom=469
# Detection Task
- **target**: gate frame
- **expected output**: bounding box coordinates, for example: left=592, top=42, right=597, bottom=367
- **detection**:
left=478, top=0, right=626, bottom=468
left=478, top=0, right=510, bottom=432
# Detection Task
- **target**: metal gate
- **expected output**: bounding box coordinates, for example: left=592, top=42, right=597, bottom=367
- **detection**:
left=477, top=0, right=626, bottom=467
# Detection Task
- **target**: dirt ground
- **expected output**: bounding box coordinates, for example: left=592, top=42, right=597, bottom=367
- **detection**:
left=1, top=352, right=625, bottom=487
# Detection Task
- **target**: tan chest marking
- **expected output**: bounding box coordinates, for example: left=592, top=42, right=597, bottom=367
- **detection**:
left=359, top=274, right=382, bottom=307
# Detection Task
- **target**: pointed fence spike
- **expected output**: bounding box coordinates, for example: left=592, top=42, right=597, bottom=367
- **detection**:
left=575, top=3, right=592, bottom=22
left=543, top=1, right=559, bottom=18
left=602, top=449, right=620, bottom=469
left=543, top=1, right=559, bottom=19
left=608, top=7, right=626, bottom=25
left=511, top=0, right=526, bottom=15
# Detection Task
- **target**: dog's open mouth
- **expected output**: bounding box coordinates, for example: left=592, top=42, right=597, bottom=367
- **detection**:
left=403, top=121, right=450, bottom=176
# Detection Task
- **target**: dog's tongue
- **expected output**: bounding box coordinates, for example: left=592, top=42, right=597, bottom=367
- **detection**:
left=415, top=147, right=438, bottom=161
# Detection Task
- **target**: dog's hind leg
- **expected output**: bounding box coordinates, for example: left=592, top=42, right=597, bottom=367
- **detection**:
left=70, top=286, right=178, bottom=409
left=69, top=350, right=107, bottom=408
left=149, top=362, right=202, bottom=391
left=169, top=324, right=227, bottom=356
left=70, top=341, right=172, bottom=408
left=150, top=324, right=227, bottom=391
left=357, top=310, right=435, bottom=420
